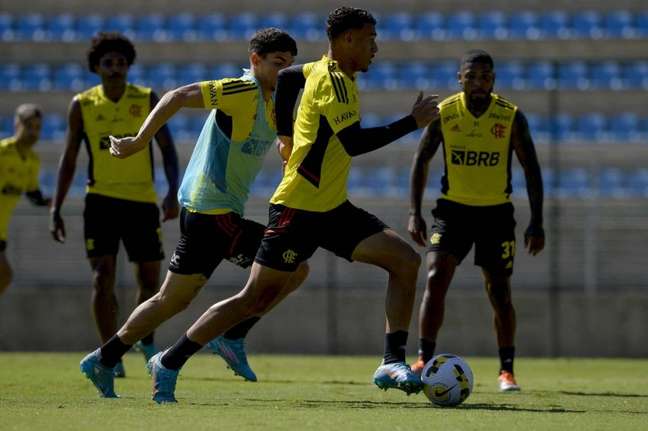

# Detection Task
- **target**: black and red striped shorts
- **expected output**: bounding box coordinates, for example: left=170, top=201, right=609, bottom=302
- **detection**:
left=255, top=201, right=388, bottom=272
left=168, top=207, right=265, bottom=278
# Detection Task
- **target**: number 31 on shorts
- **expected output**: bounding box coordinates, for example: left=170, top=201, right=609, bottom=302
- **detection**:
left=501, top=240, right=516, bottom=259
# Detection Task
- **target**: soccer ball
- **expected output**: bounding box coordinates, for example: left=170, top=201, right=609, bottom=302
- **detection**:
left=421, top=354, right=474, bottom=407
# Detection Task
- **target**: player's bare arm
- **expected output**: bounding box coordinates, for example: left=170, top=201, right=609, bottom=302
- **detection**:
left=150, top=91, right=180, bottom=221
left=408, top=118, right=442, bottom=247
left=110, top=83, right=204, bottom=158
left=511, top=110, right=545, bottom=256
left=50, top=98, right=83, bottom=243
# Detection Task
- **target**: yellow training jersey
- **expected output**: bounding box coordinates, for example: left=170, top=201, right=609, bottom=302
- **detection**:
left=439, top=92, right=517, bottom=206
left=77, top=83, right=156, bottom=203
left=0, top=137, right=40, bottom=240
left=271, top=56, right=360, bottom=212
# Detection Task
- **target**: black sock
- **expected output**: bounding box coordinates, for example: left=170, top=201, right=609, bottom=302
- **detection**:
left=223, top=317, right=261, bottom=340
left=418, top=338, right=437, bottom=364
left=161, top=334, right=203, bottom=371
left=499, top=346, right=515, bottom=374
left=383, top=330, right=408, bottom=364
left=140, top=333, right=154, bottom=345
left=100, top=335, right=132, bottom=368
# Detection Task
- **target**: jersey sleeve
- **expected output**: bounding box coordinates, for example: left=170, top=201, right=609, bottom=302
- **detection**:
left=199, top=78, right=257, bottom=115
left=199, top=80, right=224, bottom=109
left=320, top=73, right=360, bottom=135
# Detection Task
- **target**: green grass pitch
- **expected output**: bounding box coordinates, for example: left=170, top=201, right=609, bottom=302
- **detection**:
left=1, top=353, right=647, bottom=430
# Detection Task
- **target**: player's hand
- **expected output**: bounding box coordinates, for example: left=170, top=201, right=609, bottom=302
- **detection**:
left=410, top=92, right=440, bottom=128
left=109, top=135, right=145, bottom=159
left=524, top=224, right=545, bottom=256
left=49, top=210, right=66, bottom=243
left=408, top=213, right=428, bottom=247
left=276, top=135, right=293, bottom=162
left=161, top=193, right=180, bottom=222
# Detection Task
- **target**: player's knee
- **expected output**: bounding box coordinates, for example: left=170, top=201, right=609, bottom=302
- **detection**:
left=389, top=246, right=421, bottom=277
left=427, top=263, right=451, bottom=284
left=238, top=287, right=281, bottom=316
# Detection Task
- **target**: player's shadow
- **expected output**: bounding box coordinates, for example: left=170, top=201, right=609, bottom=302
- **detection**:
left=458, top=403, right=585, bottom=414
left=182, top=376, right=368, bottom=386
left=558, top=391, right=648, bottom=399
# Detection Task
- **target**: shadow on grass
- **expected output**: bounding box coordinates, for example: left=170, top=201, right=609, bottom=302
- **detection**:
left=182, top=376, right=368, bottom=386
left=558, top=391, right=648, bottom=399
left=458, top=403, right=584, bottom=414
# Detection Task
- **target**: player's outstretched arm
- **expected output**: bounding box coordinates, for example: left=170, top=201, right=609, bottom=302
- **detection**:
left=275, top=64, right=308, bottom=164
left=110, top=83, right=205, bottom=159
left=336, top=92, right=439, bottom=157
left=50, top=98, right=83, bottom=243
left=512, top=110, right=545, bottom=255
left=150, top=91, right=180, bottom=221
left=408, top=119, right=442, bottom=247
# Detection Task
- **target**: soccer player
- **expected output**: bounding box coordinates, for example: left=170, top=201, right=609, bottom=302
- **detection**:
left=407, top=50, right=545, bottom=392
left=79, top=28, right=306, bottom=398
left=0, top=104, right=50, bottom=296
left=145, top=7, right=439, bottom=404
left=50, top=33, right=180, bottom=377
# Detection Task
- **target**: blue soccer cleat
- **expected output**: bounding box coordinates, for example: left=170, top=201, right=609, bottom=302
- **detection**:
left=113, top=360, right=126, bottom=378
left=206, top=336, right=257, bottom=382
left=148, top=351, right=178, bottom=404
left=80, top=349, right=118, bottom=398
left=373, top=361, right=423, bottom=395
left=134, top=340, right=159, bottom=363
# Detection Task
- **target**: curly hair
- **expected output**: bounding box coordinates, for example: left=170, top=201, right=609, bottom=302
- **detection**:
left=249, top=27, right=298, bottom=57
left=326, top=7, right=376, bottom=41
left=87, top=32, right=136, bottom=73
left=461, top=49, right=494, bottom=69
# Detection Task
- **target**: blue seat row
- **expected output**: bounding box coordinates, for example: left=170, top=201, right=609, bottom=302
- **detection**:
left=1, top=10, right=647, bottom=42
left=34, top=166, right=648, bottom=200
left=2, top=112, right=646, bottom=144
left=1, top=60, right=647, bottom=92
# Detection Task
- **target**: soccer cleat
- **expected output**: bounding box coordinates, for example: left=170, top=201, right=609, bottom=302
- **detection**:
left=148, top=351, right=179, bottom=404
left=206, top=336, right=258, bottom=382
left=498, top=371, right=521, bottom=392
left=373, top=362, right=423, bottom=395
left=113, top=360, right=126, bottom=378
left=134, top=340, right=159, bottom=363
left=410, top=357, right=426, bottom=377
left=80, top=349, right=118, bottom=398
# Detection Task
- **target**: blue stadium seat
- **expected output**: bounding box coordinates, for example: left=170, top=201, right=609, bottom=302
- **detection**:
left=0, top=64, right=21, bottom=91
left=626, top=169, right=648, bottom=197
left=558, top=61, right=589, bottom=90
left=445, top=11, right=477, bottom=40
left=195, top=14, right=227, bottom=41
left=166, top=13, right=196, bottom=41
left=104, top=14, right=135, bottom=39
left=361, top=112, right=382, bottom=128
left=496, top=61, right=524, bottom=90
left=177, top=63, right=207, bottom=85
left=559, top=168, right=590, bottom=198
left=429, top=61, right=458, bottom=89
left=510, top=167, right=526, bottom=197
left=526, top=61, right=556, bottom=89
left=189, top=115, right=208, bottom=135
left=589, top=61, right=623, bottom=90
left=148, top=63, right=176, bottom=90
left=258, top=12, right=287, bottom=31
left=538, top=11, right=570, bottom=39
left=525, top=113, right=549, bottom=143
left=414, top=11, right=444, bottom=40
left=228, top=13, right=258, bottom=40
left=75, top=14, right=103, bottom=39
left=361, top=62, right=397, bottom=90
left=621, top=61, right=648, bottom=89
left=575, top=113, right=607, bottom=142
left=0, top=116, right=13, bottom=136
left=571, top=11, right=603, bottom=39
left=135, top=14, right=167, bottom=41
left=608, top=112, right=640, bottom=142
left=41, top=114, right=65, bottom=141
left=636, top=12, right=648, bottom=37
left=380, top=12, right=415, bottom=41
left=210, top=63, right=244, bottom=79
left=598, top=168, right=626, bottom=198
left=604, top=10, right=635, bottom=39
left=22, top=64, right=52, bottom=91
left=554, top=113, right=574, bottom=142
left=15, top=13, right=46, bottom=41
left=477, top=11, right=508, bottom=39
left=126, top=64, right=147, bottom=86
left=46, top=14, right=76, bottom=41
left=508, top=11, right=539, bottom=39
left=53, top=64, right=85, bottom=91
left=288, top=12, right=322, bottom=41
left=167, top=114, right=191, bottom=140
left=399, top=61, right=433, bottom=89
left=0, top=13, right=14, bottom=41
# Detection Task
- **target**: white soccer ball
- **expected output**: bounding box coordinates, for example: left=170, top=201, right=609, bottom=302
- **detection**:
left=421, top=353, right=474, bottom=407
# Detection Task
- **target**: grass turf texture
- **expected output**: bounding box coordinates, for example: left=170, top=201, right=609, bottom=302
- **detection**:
left=1, top=354, right=647, bottom=430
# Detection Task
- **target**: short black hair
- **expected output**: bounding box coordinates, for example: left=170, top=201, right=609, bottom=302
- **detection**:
left=15, top=103, right=42, bottom=122
left=326, top=7, right=376, bottom=41
left=87, top=32, right=136, bottom=73
left=461, top=49, right=494, bottom=69
left=249, top=28, right=298, bottom=57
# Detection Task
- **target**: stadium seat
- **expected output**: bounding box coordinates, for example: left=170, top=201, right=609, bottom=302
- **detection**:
left=167, top=114, right=191, bottom=140
left=15, top=13, right=46, bottom=41
left=135, top=14, right=167, bottom=42
left=0, top=64, right=21, bottom=91
left=148, top=63, right=177, bottom=90
left=398, top=61, right=433, bottom=89
left=525, top=113, right=550, bottom=143
left=0, top=115, right=13, bottom=136
left=0, top=13, right=14, bottom=41
left=41, top=114, right=65, bottom=141
left=589, top=61, right=623, bottom=90
left=626, top=169, right=648, bottom=197
left=288, top=12, right=322, bottom=41
left=445, top=11, right=477, bottom=40
left=361, top=62, right=398, bottom=90
left=227, top=13, right=258, bottom=40
left=598, top=167, right=626, bottom=198
left=195, top=14, right=227, bottom=41
left=559, top=168, right=591, bottom=198
left=126, top=64, right=147, bottom=86
left=429, top=61, right=459, bottom=89
left=360, top=112, right=382, bottom=128
left=210, top=63, right=244, bottom=79
left=477, top=11, right=508, bottom=40
left=496, top=61, right=525, bottom=90
left=177, top=63, right=207, bottom=85
left=554, top=113, right=575, bottom=142
left=575, top=113, right=607, bottom=142
left=571, top=11, right=604, bottom=39
left=538, top=11, right=570, bottom=39
left=508, top=11, right=540, bottom=40
left=526, top=61, right=556, bottom=90
left=258, top=12, right=288, bottom=32
left=104, top=14, right=135, bottom=39
left=635, top=11, right=648, bottom=37
left=558, top=61, right=589, bottom=90
left=604, top=10, right=636, bottom=39
left=46, top=14, right=76, bottom=41
left=22, top=64, right=52, bottom=91
left=608, top=112, right=640, bottom=142
left=380, top=12, right=415, bottom=41
left=53, top=64, right=85, bottom=91
left=414, top=11, right=444, bottom=40
left=166, top=13, right=197, bottom=42
left=621, top=61, right=648, bottom=89
left=75, top=14, right=104, bottom=40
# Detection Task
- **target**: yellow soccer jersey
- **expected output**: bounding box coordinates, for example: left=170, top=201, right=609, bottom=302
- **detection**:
left=77, top=83, right=155, bottom=203
left=439, top=92, right=517, bottom=206
left=199, top=76, right=276, bottom=141
left=0, top=137, right=40, bottom=240
left=271, top=56, right=360, bottom=212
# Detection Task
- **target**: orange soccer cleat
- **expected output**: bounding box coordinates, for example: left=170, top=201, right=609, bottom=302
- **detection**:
left=498, top=370, right=521, bottom=392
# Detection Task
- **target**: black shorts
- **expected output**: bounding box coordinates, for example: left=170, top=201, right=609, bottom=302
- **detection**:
left=0, top=240, right=6, bottom=252
left=168, top=208, right=266, bottom=278
left=255, top=200, right=388, bottom=272
left=427, top=199, right=516, bottom=275
left=84, top=193, right=164, bottom=262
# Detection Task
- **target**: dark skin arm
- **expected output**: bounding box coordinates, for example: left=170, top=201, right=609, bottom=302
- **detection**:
left=512, top=110, right=545, bottom=256
left=150, top=91, right=180, bottom=222
left=407, top=117, right=443, bottom=247
left=49, top=98, right=83, bottom=243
